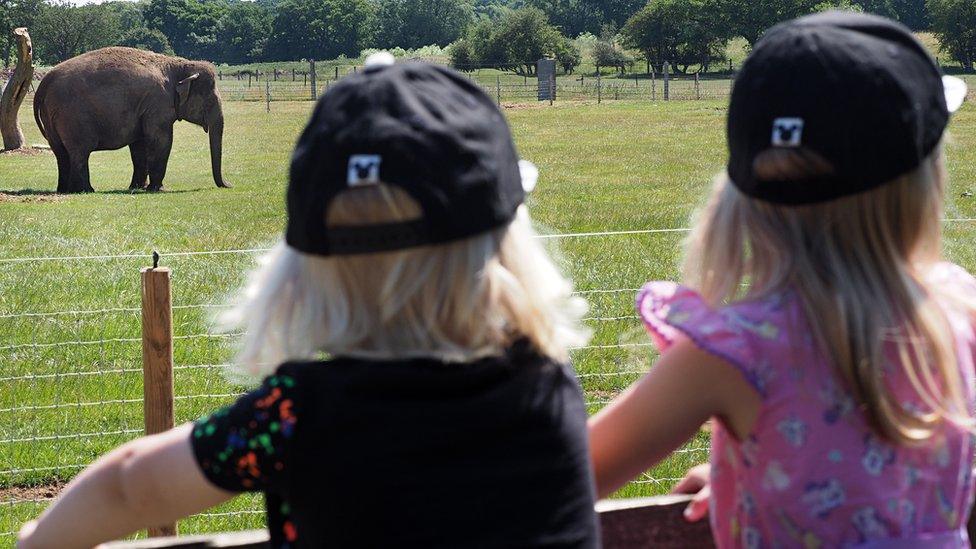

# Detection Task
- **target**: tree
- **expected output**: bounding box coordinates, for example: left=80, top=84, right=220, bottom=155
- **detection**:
left=581, top=0, right=646, bottom=29
left=144, top=0, right=228, bottom=60
left=622, top=0, right=729, bottom=73
left=591, top=37, right=631, bottom=72
left=267, top=0, right=376, bottom=61
left=33, top=1, right=122, bottom=64
left=102, top=0, right=149, bottom=31
left=449, top=38, right=476, bottom=71
left=814, top=0, right=863, bottom=12
left=0, top=0, right=44, bottom=67
left=467, top=7, right=570, bottom=75
left=375, top=0, right=474, bottom=49
left=526, top=0, right=603, bottom=37
left=216, top=1, right=273, bottom=63
left=713, top=0, right=821, bottom=45
left=553, top=35, right=582, bottom=72
left=929, top=0, right=976, bottom=70
left=119, top=26, right=174, bottom=54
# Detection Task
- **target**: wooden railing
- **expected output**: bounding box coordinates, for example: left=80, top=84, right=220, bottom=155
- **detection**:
left=101, top=495, right=715, bottom=549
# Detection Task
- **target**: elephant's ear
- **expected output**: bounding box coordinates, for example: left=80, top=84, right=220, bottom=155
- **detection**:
left=176, top=73, right=200, bottom=109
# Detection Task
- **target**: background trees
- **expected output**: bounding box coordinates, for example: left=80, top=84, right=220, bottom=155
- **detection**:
left=375, top=0, right=474, bottom=49
left=0, top=0, right=970, bottom=72
left=33, top=1, right=121, bottom=63
left=622, top=0, right=728, bottom=73
left=928, top=0, right=976, bottom=70
left=453, top=8, right=580, bottom=75
left=266, top=0, right=376, bottom=61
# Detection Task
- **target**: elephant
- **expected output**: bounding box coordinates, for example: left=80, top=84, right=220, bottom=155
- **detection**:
left=32, top=47, right=231, bottom=193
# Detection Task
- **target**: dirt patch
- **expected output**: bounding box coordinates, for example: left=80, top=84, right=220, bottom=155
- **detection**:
left=0, top=146, right=50, bottom=157
left=1, top=480, right=63, bottom=502
left=0, top=192, right=63, bottom=203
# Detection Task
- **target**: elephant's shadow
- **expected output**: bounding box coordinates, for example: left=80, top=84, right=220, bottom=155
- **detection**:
left=0, top=188, right=207, bottom=198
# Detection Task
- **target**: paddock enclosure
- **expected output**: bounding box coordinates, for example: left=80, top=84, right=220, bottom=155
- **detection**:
left=2, top=95, right=976, bottom=545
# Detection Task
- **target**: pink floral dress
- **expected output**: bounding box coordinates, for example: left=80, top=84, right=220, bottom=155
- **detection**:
left=637, top=263, right=976, bottom=548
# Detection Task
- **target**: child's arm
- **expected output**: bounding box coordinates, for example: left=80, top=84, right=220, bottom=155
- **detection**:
left=588, top=337, right=760, bottom=499
left=17, top=424, right=233, bottom=549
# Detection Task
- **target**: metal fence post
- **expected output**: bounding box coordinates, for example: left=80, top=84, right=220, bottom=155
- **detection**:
left=266, top=81, right=271, bottom=112
left=651, top=67, right=656, bottom=101
left=663, top=62, right=670, bottom=101
left=597, top=71, right=602, bottom=104
left=549, top=72, right=555, bottom=106
left=695, top=72, right=701, bottom=100
left=141, top=258, right=176, bottom=538
left=310, top=59, right=317, bottom=101
left=496, top=75, right=501, bottom=106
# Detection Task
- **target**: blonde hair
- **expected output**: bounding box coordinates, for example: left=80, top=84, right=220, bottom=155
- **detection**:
left=686, top=146, right=976, bottom=444
left=220, top=184, right=589, bottom=378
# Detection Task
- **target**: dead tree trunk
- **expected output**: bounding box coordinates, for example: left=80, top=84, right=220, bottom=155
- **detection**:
left=0, top=28, right=34, bottom=151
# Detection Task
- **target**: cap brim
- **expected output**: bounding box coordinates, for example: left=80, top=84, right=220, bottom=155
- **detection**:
left=944, top=75, right=967, bottom=113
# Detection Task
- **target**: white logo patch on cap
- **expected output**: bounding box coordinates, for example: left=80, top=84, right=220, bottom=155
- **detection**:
left=772, top=118, right=804, bottom=147
left=348, top=155, right=381, bottom=186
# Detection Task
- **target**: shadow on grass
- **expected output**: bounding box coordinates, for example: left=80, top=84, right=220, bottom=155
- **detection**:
left=100, top=188, right=207, bottom=195
left=0, top=188, right=207, bottom=196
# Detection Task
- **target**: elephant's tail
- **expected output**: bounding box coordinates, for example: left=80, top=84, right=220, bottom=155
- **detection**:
left=32, top=85, right=47, bottom=142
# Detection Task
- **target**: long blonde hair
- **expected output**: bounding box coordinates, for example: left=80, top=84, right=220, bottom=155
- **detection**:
left=685, top=146, right=976, bottom=444
left=220, top=184, right=589, bottom=378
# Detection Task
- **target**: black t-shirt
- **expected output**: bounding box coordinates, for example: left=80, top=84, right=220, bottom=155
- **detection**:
left=190, top=342, right=600, bottom=548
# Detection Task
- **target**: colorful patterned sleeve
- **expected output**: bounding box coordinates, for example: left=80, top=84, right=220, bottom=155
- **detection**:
left=636, top=281, right=770, bottom=398
left=189, top=366, right=301, bottom=492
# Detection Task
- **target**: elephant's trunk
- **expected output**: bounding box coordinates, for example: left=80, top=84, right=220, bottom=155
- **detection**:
left=208, top=112, right=231, bottom=188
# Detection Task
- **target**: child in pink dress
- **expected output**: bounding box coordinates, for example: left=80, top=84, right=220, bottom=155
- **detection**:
left=589, top=12, right=976, bottom=548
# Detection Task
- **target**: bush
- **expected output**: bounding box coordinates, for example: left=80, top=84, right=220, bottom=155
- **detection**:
left=592, top=38, right=632, bottom=72
left=448, top=39, right=476, bottom=71
left=554, top=36, right=582, bottom=73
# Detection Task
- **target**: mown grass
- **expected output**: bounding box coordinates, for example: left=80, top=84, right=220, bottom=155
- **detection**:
left=2, top=97, right=975, bottom=545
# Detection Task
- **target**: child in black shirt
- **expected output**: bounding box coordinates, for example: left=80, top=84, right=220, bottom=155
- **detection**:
left=18, top=56, right=599, bottom=549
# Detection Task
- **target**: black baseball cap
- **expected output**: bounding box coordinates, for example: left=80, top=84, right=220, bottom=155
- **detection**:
left=728, top=11, right=967, bottom=205
left=286, top=54, right=536, bottom=256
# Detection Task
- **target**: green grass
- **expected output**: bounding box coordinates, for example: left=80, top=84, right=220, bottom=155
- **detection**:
left=2, top=97, right=976, bottom=545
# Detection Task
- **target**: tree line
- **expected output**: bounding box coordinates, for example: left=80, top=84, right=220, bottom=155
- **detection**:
left=1, top=0, right=974, bottom=72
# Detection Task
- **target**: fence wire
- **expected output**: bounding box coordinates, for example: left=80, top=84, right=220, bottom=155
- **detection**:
left=0, top=227, right=710, bottom=542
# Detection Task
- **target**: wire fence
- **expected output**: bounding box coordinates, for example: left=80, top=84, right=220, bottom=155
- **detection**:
left=5, top=217, right=976, bottom=539
left=0, top=226, right=722, bottom=542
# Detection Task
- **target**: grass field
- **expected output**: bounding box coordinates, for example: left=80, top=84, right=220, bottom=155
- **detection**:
left=2, top=97, right=976, bottom=545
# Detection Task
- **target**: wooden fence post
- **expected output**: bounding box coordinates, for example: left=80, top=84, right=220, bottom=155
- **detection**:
left=334, top=66, right=339, bottom=79
left=495, top=75, right=500, bottom=106
left=663, top=61, right=670, bottom=101
left=141, top=258, right=176, bottom=538
left=310, top=59, right=317, bottom=101
left=266, top=81, right=271, bottom=113
left=695, top=72, right=701, bottom=100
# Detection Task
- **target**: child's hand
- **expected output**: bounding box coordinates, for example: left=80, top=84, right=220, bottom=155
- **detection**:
left=671, top=463, right=711, bottom=522
left=16, top=520, right=37, bottom=549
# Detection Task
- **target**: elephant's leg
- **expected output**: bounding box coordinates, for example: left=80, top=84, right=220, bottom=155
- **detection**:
left=145, top=129, right=173, bottom=192
left=68, top=153, right=94, bottom=193
left=128, top=141, right=149, bottom=190
left=50, top=140, right=71, bottom=194
left=54, top=150, right=71, bottom=194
